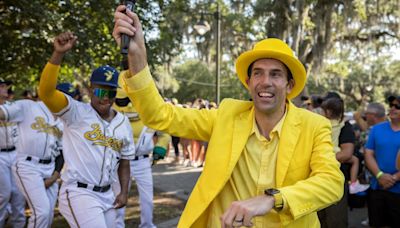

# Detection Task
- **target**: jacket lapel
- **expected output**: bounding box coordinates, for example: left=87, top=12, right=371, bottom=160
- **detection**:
left=276, top=102, right=301, bottom=187
left=228, top=108, right=254, bottom=174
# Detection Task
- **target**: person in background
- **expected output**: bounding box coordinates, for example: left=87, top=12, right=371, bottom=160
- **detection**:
left=113, top=80, right=170, bottom=228
left=320, top=97, right=369, bottom=194
left=0, top=79, right=26, bottom=228
left=317, top=92, right=355, bottom=228
left=364, top=95, right=400, bottom=227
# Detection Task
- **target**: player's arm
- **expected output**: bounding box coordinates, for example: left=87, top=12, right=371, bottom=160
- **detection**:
left=39, top=32, right=77, bottom=113
left=114, top=159, right=130, bottom=209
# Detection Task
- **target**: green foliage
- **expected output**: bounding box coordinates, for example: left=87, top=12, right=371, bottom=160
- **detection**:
left=308, top=53, right=400, bottom=110
left=163, top=60, right=214, bottom=102
left=0, top=0, right=178, bottom=94
left=1, top=0, right=400, bottom=104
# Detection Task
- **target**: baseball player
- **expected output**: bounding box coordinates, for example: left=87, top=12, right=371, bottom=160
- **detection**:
left=38, top=31, right=135, bottom=228
left=0, top=79, right=26, bottom=228
left=0, top=88, right=63, bottom=228
left=113, top=83, right=171, bottom=228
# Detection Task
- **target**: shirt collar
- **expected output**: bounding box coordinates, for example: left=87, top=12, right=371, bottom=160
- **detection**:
left=252, top=104, right=288, bottom=141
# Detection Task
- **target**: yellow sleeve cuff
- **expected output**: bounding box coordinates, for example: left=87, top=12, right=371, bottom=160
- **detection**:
left=46, top=62, right=61, bottom=72
left=281, top=193, right=289, bottom=212
left=122, top=65, right=153, bottom=91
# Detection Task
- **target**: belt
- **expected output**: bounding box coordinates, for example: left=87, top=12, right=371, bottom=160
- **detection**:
left=26, top=156, right=52, bottom=164
left=77, top=182, right=111, bottom=193
left=0, top=146, right=16, bottom=152
left=133, top=154, right=149, bottom=161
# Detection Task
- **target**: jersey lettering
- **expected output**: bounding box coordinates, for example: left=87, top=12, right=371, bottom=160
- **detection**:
left=84, top=123, right=123, bottom=152
left=31, top=117, right=62, bottom=138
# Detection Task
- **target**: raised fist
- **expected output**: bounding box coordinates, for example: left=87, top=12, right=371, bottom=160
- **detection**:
left=54, top=32, right=77, bottom=54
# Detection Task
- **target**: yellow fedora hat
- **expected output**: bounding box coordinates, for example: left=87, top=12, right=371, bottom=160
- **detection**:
left=235, top=38, right=306, bottom=99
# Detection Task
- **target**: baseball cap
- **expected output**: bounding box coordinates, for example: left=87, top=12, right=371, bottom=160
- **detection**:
left=0, top=78, right=12, bottom=85
left=56, top=83, right=77, bottom=97
left=90, top=65, right=119, bottom=88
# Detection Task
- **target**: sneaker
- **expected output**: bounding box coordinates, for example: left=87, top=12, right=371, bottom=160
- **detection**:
left=183, top=159, right=191, bottom=167
left=349, top=180, right=370, bottom=194
left=361, top=218, right=369, bottom=226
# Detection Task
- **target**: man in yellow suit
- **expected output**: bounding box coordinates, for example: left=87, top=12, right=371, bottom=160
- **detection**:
left=112, top=5, right=344, bottom=228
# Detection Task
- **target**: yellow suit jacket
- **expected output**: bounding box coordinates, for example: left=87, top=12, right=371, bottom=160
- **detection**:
left=124, top=69, right=344, bottom=227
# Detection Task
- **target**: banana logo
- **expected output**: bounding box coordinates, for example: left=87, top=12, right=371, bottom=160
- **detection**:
left=105, top=70, right=113, bottom=81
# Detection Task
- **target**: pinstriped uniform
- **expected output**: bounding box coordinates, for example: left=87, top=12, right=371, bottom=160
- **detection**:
left=56, top=95, right=135, bottom=228
left=0, top=101, right=25, bottom=227
left=1, top=100, right=62, bottom=228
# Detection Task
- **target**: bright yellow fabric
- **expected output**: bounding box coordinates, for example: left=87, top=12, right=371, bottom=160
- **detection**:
left=330, top=119, right=344, bottom=153
left=208, top=111, right=287, bottom=227
left=38, top=63, right=68, bottom=113
left=114, top=103, right=170, bottom=149
left=123, top=67, right=344, bottom=228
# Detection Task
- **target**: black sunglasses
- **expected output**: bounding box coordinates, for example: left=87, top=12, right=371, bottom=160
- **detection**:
left=389, top=103, right=400, bottom=110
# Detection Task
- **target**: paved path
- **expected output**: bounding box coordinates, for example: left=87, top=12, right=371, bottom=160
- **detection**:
left=153, top=158, right=368, bottom=228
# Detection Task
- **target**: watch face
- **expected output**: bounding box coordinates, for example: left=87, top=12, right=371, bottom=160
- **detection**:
left=265, top=188, right=280, bottom=195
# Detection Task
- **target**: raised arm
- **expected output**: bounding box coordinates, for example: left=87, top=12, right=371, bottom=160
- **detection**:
left=39, top=32, right=77, bottom=113
left=112, top=5, right=147, bottom=76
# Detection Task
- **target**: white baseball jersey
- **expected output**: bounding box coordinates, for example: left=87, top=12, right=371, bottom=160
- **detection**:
left=134, top=126, right=155, bottom=156
left=56, top=95, right=135, bottom=187
left=0, top=102, right=18, bottom=149
left=0, top=100, right=62, bottom=160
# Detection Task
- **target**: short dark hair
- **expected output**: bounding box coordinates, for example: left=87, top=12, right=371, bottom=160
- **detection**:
left=247, top=61, right=293, bottom=82
left=321, top=98, right=344, bottom=122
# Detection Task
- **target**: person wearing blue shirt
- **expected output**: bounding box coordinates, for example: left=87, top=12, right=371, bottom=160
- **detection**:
left=365, top=95, right=400, bottom=227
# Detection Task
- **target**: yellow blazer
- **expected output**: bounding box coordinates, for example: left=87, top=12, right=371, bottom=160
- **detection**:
left=125, top=73, right=344, bottom=227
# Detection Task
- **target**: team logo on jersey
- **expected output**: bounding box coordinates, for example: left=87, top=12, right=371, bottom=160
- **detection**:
left=84, top=123, right=123, bottom=152
left=31, top=117, right=62, bottom=138
left=105, top=71, right=113, bottom=81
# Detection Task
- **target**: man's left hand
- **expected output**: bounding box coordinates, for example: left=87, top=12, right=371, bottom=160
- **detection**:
left=220, top=195, right=274, bottom=228
left=113, top=193, right=128, bottom=209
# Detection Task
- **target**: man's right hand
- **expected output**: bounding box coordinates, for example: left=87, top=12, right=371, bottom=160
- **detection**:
left=378, top=173, right=396, bottom=189
left=54, top=32, right=77, bottom=54
left=113, top=5, right=148, bottom=76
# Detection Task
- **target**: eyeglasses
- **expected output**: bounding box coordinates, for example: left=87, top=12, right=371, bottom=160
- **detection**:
left=93, top=88, right=117, bottom=99
left=389, top=103, right=400, bottom=110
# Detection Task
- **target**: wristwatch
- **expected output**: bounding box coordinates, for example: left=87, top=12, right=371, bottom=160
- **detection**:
left=264, top=188, right=284, bottom=211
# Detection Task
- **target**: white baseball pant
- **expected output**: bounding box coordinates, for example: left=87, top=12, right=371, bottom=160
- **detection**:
left=0, top=151, right=26, bottom=227
left=12, top=158, right=58, bottom=228
left=115, top=157, right=156, bottom=228
left=59, top=183, right=117, bottom=228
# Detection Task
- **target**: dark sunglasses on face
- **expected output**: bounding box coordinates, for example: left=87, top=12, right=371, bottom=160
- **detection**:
left=389, top=103, right=400, bottom=110
left=93, top=88, right=117, bottom=99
